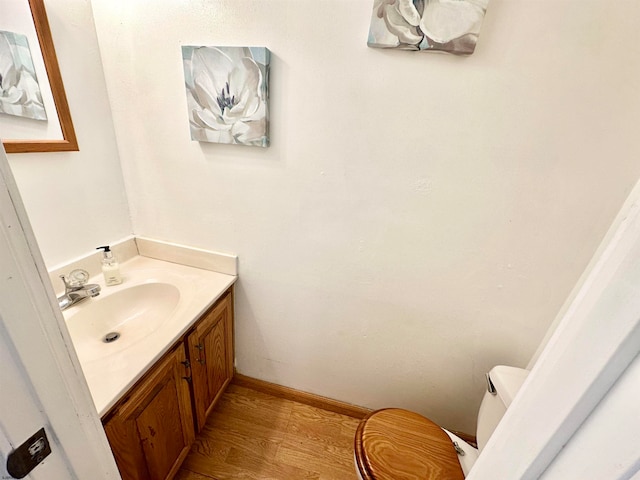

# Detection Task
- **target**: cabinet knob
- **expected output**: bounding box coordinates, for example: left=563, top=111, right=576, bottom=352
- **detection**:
left=181, top=359, right=191, bottom=368
left=195, top=343, right=204, bottom=351
left=198, top=358, right=206, bottom=365
left=182, top=376, right=192, bottom=384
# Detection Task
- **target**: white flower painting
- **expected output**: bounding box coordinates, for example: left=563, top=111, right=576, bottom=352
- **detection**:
left=0, top=31, right=47, bottom=121
left=368, top=0, right=490, bottom=55
left=183, top=46, right=270, bottom=147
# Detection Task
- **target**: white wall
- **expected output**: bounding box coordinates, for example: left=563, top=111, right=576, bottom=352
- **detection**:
left=5, top=0, right=132, bottom=269
left=90, top=0, right=640, bottom=433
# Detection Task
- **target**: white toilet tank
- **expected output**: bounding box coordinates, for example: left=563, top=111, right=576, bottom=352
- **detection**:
left=475, top=365, right=529, bottom=451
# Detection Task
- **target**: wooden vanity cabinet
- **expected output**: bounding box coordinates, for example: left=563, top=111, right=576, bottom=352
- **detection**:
left=102, top=343, right=195, bottom=480
left=102, top=288, right=234, bottom=480
left=187, top=290, right=234, bottom=432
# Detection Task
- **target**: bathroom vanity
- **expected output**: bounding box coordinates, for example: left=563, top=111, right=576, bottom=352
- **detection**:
left=57, top=243, right=238, bottom=480
left=101, top=289, right=233, bottom=480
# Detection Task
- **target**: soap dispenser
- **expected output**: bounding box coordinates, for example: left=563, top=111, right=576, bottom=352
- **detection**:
left=97, top=245, right=122, bottom=286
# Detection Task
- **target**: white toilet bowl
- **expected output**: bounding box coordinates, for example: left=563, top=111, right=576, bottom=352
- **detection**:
left=354, top=365, right=528, bottom=479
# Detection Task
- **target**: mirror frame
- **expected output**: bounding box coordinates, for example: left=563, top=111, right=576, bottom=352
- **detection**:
left=2, top=0, right=78, bottom=153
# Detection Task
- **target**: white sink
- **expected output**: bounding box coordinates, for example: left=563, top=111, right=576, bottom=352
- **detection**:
left=66, top=282, right=180, bottom=362
left=59, top=255, right=236, bottom=416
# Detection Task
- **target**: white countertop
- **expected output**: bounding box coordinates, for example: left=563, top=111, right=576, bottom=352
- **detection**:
left=61, top=255, right=236, bottom=417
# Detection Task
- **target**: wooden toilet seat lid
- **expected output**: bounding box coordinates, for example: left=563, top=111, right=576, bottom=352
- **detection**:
left=355, top=408, right=465, bottom=480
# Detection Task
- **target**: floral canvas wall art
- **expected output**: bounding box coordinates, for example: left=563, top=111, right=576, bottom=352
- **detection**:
left=0, top=30, right=47, bottom=120
left=368, top=0, right=489, bottom=55
left=183, top=46, right=270, bottom=147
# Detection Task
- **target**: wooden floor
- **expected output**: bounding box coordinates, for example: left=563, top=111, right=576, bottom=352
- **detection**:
left=176, top=383, right=362, bottom=480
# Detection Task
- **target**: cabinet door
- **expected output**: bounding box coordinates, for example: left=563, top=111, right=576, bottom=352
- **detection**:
left=188, top=291, right=233, bottom=431
left=103, top=345, right=195, bottom=480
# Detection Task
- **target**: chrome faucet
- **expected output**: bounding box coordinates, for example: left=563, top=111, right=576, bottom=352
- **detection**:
left=57, top=271, right=101, bottom=311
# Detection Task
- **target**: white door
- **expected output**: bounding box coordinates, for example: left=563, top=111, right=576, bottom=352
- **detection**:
left=0, top=146, right=121, bottom=479
left=0, top=329, right=75, bottom=479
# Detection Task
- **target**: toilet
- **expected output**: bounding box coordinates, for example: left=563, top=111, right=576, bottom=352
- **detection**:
left=354, top=365, right=529, bottom=479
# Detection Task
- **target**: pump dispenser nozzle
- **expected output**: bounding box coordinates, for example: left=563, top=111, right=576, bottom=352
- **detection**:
left=97, top=245, right=113, bottom=259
